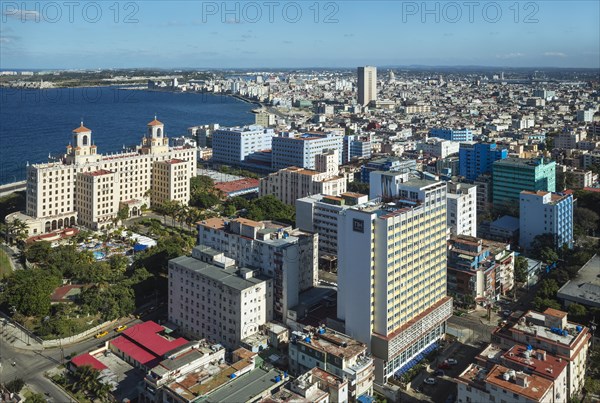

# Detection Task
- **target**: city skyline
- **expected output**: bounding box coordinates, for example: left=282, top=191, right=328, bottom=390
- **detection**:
left=1, top=1, right=599, bottom=69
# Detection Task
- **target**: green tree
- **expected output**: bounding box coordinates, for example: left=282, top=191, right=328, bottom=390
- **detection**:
left=347, top=181, right=369, bottom=194
left=567, top=303, right=587, bottom=319
left=24, top=241, right=52, bottom=263
left=573, top=207, right=599, bottom=236
left=117, top=205, right=130, bottom=221
left=25, top=393, right=47, bottom=403
left=1, top=269, right=60, bottom=316
left=514, top=256, right=528, bottom=283
left=531, top=234, right=559, bottom=264
left=5, top=378, right=25, bottom=393
left=538, top=279, right=559, bottom=299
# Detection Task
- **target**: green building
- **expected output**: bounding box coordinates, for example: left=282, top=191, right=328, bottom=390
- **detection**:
left=492, top=157, right=556, bottom=208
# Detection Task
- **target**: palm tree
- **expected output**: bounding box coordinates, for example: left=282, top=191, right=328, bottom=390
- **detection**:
left=5, top=218, right=28, bottom=247
left=175, top=205, right=189, bottom=229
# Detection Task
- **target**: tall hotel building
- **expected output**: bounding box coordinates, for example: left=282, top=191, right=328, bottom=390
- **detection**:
left=357, top=66, right=377, bottom=106
left=14, top=119, right=196, bottom=235
left=337, top=178, right=452, bottom=383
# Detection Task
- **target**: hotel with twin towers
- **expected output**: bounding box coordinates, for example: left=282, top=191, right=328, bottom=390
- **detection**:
left=7, top=118, right=197, bottom=236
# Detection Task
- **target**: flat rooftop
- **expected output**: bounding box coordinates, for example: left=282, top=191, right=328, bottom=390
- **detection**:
left=502, top=344, right=567, bottom=381
left=557, top=254, right=600, bottom=308
left=486, top=364, right=553, bottom=401
left=170, top=256, right=266, bottom=291
left=294, top=327, right=367, bottom=359
left=204, top=367, right=283, bottom=403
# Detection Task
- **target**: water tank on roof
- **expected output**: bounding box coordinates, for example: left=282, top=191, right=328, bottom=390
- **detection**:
left=275, top=376, right=281, bottom=382
left=305, top=337, right=311, bottom=343
left=576, top=325, right=582, bottom=332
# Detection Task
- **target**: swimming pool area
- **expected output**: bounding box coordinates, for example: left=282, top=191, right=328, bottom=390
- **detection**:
left=93, top=251, right=106, bottom=260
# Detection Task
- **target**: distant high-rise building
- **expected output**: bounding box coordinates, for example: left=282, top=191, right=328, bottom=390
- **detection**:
left=357, top=66, right=377, bottom=106
left=430, top=128, right=473, bottom=142
left=459, top=142, right=508, bottom=181
left=492, top=157, right=556, bottom=208
left=337, top=178, right=452, bottom=383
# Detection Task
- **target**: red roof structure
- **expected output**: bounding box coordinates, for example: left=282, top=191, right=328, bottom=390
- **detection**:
left=71, top=353, right=108, bottom=371
left=109, top=321, right=188, bottom=368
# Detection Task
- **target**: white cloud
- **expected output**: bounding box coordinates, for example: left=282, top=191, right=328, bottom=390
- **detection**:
left=543, top=52, right=567, bottom=57
left=496, top=53, right=524, bottom=59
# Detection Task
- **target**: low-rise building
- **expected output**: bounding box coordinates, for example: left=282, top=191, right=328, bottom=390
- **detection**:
left=447, top=235, right=514, bottom=304
left=417, top=137, right=460, bottom=158
left=288, top=326, right=374, bottom=402
left=260, top=160, right=346, bottom=205
left=557, top=254, right=600, bottom=310
left=456, top=363, right=554, bottom=403
left=492, top=309, right=591, bottom=397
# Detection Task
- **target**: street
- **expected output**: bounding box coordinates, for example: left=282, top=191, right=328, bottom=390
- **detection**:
left=1, top=316, right=142, bottom=399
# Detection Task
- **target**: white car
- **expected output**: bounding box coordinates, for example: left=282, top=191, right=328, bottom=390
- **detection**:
left=446, top=358, right=458, bottom=365
left=424, top=377, right=436, bottom=385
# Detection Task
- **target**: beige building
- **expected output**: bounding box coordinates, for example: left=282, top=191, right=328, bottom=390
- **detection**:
left=492, top=308, right=591, bottom=398
left=357, top=66, right=377, bottom=106
left=197, top=218, right=318, bottom=323
left=260, top=150, right=347, bottom=205
left=14, top=119, right=196, bottom=234
left=289, top=326, right=374, bottom=401
left=168, top=246, right=272, bottom=349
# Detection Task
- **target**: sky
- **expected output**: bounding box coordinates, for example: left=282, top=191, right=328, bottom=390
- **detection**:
left=1, top=1, right=599, bottom=69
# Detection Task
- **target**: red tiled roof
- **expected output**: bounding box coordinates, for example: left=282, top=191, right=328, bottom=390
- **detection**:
left=71, top=353, right=108, bottom=371
left=111, top=336, right=158, bottom=366
left=73, top=124, right=91, bottom=133
left=214, top=178, right=260, bottom=195
left=121, top=321, right=188, bottom=357
left=148, top=119, right=163, bottom=126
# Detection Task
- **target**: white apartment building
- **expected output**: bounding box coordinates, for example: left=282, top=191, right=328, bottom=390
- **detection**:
left=168, top=246, right=272, bottom=349
left=417, top=137, right=460, bottom=158
left=296, top=192, right=369, bottom=258
left=576, top=109, right=596, bottom=122
left=447, top=182, right=477, bottom=238
left=554, top=131, right=587, bottom=149
left=14, top=120, right=196, bottom=235
left=289, top=326, right=374, bottom=401
left=357, top=66, right=377, bottom=106
left=337, top=179, right=452, bottom=383
left=582, top=150, right=600, bottom=169
left=492, top=309, right=591, bottom=398
left=260, top=152, right=347, bottom=205
left=197, top=218, right=318, bottom=323
left=271, top=132, right=343, bottom=170
left=211, top=125, right=275, bottom=165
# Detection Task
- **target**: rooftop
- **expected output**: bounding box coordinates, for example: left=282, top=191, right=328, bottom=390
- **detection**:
left=82, top=169, right=114, bottom=177
left=71, top=353, right=108, bottom=371
left=486, top=364, right=553, bottom=401
left=170, top=256, right=266, bottom=291
left=204, top=367, right=283, bottom=403
left=293, top=327, right=367, bottom=360
left=502, top=344, right=568, bottom=381
left=214, top=178, right=260, bottom=195
left=557, top=254, right=600, bottom=308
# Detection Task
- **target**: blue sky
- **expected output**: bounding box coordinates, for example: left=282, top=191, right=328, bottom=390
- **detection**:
left=1, top=1, right=599, bottom=69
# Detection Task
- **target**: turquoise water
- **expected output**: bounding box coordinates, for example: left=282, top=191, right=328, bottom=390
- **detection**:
left=93, top=251, right=106, bottom=260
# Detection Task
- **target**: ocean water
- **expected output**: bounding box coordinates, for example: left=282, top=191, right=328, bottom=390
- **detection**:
left=0, top=87, right=256, bottom=185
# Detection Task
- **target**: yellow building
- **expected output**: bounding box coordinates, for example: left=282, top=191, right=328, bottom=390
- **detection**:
left=337, top=178, right=452, bottom=383
left=13, top=119, right=196, bottom=234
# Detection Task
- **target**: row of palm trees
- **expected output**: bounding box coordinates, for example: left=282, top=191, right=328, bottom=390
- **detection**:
left=154, top=200, right=215, bottom=231
left=2, top=217, right=28, bottom=247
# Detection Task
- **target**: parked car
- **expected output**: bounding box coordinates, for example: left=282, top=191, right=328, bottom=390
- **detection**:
left=434, top=369, right=445, bottom=376
left=424, top=377, right=437, bottom=385
left=95, top=331, right=109, bottom=339
left=503, top=310, right=511, bottom=317
left=115, top=325, right=128, bottom=332
left=446, top=358, right=458, bottom=365
left=438, top=362, right=451, bottom=369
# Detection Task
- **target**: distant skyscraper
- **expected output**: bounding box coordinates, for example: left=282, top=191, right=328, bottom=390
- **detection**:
left=492, top=157, right=556, bottom=208
left=357, top=66, right=377, bottom=106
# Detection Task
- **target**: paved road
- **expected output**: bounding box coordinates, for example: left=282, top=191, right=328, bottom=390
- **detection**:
left=1, top=317, right=142, bottom=399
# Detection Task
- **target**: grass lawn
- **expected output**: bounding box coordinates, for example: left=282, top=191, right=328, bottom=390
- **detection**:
left=0, top=248, right=13, bottom=279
